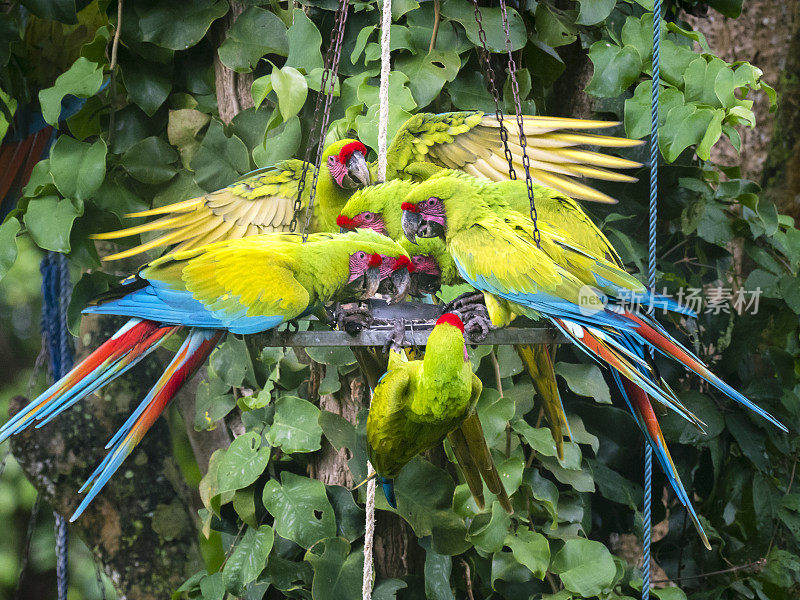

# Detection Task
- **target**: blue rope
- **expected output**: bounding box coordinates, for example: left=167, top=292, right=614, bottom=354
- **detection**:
left=643, top=2, right=662, bottom=599
left=40, top=251, right=72, bottom=600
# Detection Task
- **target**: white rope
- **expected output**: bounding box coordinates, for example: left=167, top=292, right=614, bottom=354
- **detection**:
left=376, top=0, right=392, bottom=183
left=364, top=3, right=391, bottom=597
left=362, top=398, right=378, bottom=600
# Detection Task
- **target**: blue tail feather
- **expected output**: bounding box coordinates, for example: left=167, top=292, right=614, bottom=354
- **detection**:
left=378, top=476, right=396, bottom=508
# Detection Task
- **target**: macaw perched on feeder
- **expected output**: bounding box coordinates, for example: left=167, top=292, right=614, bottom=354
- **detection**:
left=367, top=313, right=512, bottom=513
left=92, top=112, right=641, bottom=261
left=1, top=230, right=412, bottom=520
left=399, top=175, right=787, bottom=547
left=336, top=173, right=631, bottom=460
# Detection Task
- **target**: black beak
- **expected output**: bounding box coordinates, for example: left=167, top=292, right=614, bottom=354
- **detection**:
left=410, top=272, right=442, bottom=297
left=401, top=210, right=421, bottom=243
left=345, top=152, right=371, bottom=188
left=363, top=266, right=381, bottom=299
left=389, top=268, right=411, bottom=304
left=418, top=220, right=445, bottom=240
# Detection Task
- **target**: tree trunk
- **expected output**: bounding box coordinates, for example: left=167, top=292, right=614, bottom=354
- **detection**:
left=9, top=315, right=203, bottom=600
left=210, top=2, right=255, bottom=124
left=760, top=2, right=800, bottom=218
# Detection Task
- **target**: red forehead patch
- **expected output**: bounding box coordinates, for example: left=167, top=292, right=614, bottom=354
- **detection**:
left=338, top=141, right=368, bottom=163
left=400, top=202, right=420, bottom=213
left=436, top=313, right=464, bottom=332
left=368, top=253, right=382, bottom=267
left=392, top=255, right=415, bottom=272
left=337, top=214, right=355, bottom=229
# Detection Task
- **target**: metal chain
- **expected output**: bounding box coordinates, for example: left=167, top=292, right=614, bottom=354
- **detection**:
left=291, top=0, right=350, bottom=240
left=497, top=0, right=540, bottom=249
left=469, top=0, right=515, bottom=179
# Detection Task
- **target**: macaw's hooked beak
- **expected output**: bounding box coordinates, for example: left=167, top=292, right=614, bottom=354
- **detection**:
left=388, top=267, right=411, bottom=304
left=401, top=209, right=422, bottom=243
left=410, top=271, right=442, bottom=297
left=363, top=264, right=381, bottom=299
left=345, top=151, right=371, bottom=188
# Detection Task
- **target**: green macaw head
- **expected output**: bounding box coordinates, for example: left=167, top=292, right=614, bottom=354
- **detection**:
left=339, top=229, right=412, bottom=303
left=400, top=237, right=461, bottom=296
left=336, top=179, right=413, bottom=239
left=428, top=313, right=469, bottom=364
left=399, top=176, right=486, bottom=243
left=324, top=139, right=372, bottom=190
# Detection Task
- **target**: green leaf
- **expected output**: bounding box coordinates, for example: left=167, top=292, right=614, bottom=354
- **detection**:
left=505, top=527, right=550, bottom=579
left=534, top=4, right=577, bottom=48
left=0, top=217, right=21, bottom=280
left=199, top=572, right=225, bottom=600
left=468, top=501, right=512, bottom=553
left=477, top=387, right=515, bottom=449
left=661, top=102, right=716, bottom=163
left=304, top=537, right=363, bottom=600
left=167, top=109, right=211, bottom=168
left=217, top=431, right=271, bottom=493
left=395, top=49, right=460, bottom=108
left=251, top=74, right=273, bottom=110
left=448, top=71, right=495, bottom=112
left=23, top=196, right=83, bottom=253
left=512, top=420, right=558, bottom=458
left=304, top=345, right=357, bottom=366
left=121, top=136, right=179, bottom=184
left=266, top=396, right=322, bottom=453
left=620, top=15, right=653, bottom=63
left=524, top=468, right=559, bottom=527
left=192, top=119, right=250, bottom=191
left=139, top=0, right=228, bottom=51
left=48, top=137, right=107, bottom=201
left=218, top=7, right=289, bottom=72
left=209, top=337, right=251, bottom=387
left=122, top=57, right=172, bottom=116
left=586, top=42, right=642, bottom=98
left=285, top=9, right=323, bottom=72
left=555, top=362, right=611, bottom=404
left=624, top=80, right=652, bottom=140
left=319, top=410, right=357, bottom=452
left=442, top=0, right=526, bottom=52
left=576, top=0, right=616, bottom=25
left=708, top=0, right=742, bottom=18
left=195, top=380, right=235, bottom=430
left=393, top=458, right=469, bottom=555
left=423, top=543, right=454, bottom=600
left=551, top=538, right=616, bottom=597
left=222, top=525, right=274, bottom=595
left=22, top=0, right=77, bottom=23
left=271, top=64, right=308, bottom=120
left=39, top=57, right=104, bottom=126
left=262, top=472, right=336, bottom=548
left=327, top=485, right=365, bottom=542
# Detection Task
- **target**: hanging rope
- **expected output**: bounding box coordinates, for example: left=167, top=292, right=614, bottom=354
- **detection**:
left=362, top=1, right=392, bottom=596
left=642, top=2, right=662, bottom=599
left=40, top=251, right=73, bottom=600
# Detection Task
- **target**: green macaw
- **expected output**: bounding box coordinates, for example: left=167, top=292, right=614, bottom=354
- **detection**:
left=94, top=112, right=641, bottom=261
left=2, top=229, right=412, bottom=520
left=399, top=174, right=788, bottom=547
left=367, top=312, right=512, bottom=513
left=337, top=173, right=629, bottom=459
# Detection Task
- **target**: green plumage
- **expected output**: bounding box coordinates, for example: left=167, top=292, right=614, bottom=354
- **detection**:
left=367, top=318, right=512, bottom=513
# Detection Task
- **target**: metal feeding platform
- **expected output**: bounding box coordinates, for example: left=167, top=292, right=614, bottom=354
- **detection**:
left=255, top=299, right=567, bottom=347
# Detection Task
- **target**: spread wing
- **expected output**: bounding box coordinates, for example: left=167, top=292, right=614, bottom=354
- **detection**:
left=387, top=111, right=642, bottom=203
left=93, top=161, right=307, bottom=261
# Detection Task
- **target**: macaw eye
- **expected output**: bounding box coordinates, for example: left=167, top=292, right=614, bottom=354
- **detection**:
left=357, top=251, right=366, bottom=260
left=363, top=213, right=373, bottom=221
left=427, top=197, right=438, bottom=206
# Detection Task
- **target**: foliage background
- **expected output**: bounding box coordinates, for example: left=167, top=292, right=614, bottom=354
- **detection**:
left=1, top=0, right=800, bottom=598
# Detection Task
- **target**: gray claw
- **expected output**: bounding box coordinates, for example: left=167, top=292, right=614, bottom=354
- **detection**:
left=384, top=318, right=407, bottom=353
